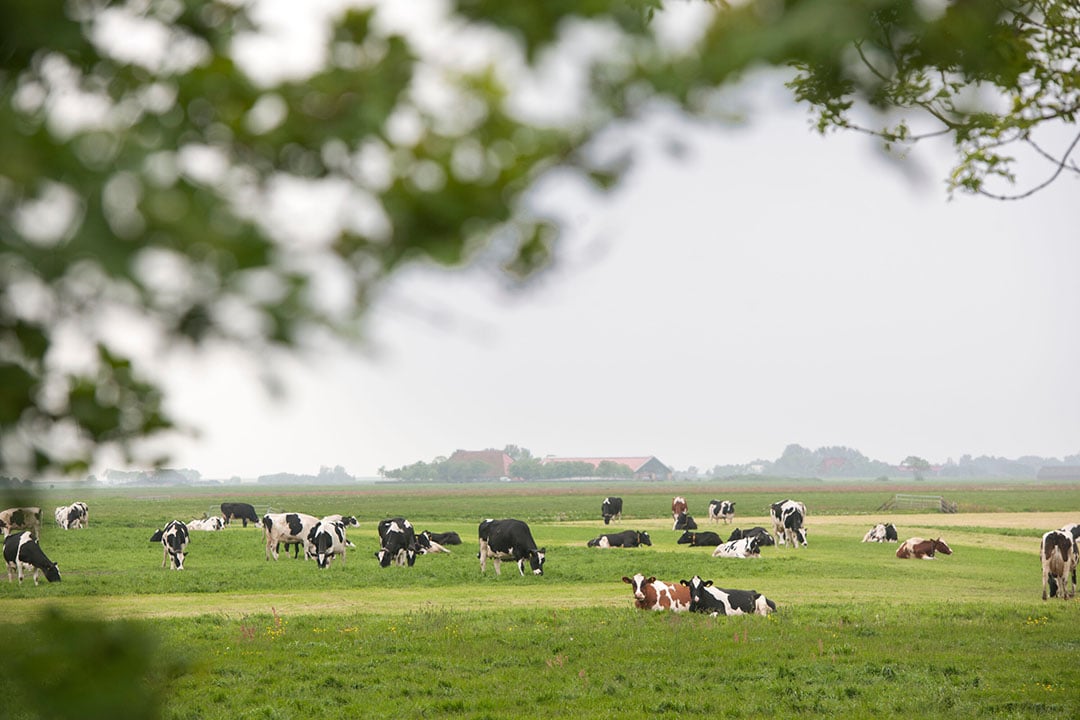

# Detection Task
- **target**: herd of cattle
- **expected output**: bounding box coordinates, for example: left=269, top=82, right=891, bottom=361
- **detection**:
left=3, top=496, right=1078, bottom=608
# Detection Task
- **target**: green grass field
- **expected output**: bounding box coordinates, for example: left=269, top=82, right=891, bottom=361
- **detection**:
left=2, top=481, right=1079, bottom=719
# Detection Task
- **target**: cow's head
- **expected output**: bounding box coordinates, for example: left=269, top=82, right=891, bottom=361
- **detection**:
left=168, top=548, right=186, bottom=570
left=681, top=576, right=710, bottom=612
left=793, top=527, right=808, bottom=546
left=933, top=538, right=952, bottom=555
left=42, top=562, right=61, bottom=583
left=623, top=574, right=653, bottom=601
left=676, top=531, right=695, bottom=545
left=637, top=532, right=652, bottom=547
left=522, top=548, right=545, bottom=575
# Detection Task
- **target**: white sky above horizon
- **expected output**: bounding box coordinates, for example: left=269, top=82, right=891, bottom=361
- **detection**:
left=98, top=1, right=1080, bottom=480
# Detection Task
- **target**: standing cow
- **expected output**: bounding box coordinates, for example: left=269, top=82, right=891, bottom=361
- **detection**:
left=601, top=497, right=623, bottom=525
left=377, top=517, right=419, bottom=567
left=55, top=502, right=89, bottom=530
left=150, top=520, right=189, bottom=570
left=221, top=502, right=259, bottom=527
left=770, top=500, right=808, bottom=547
left=0, top=507, right=43, bottom=540
left=310, top=519, right=349, bottom=569
left=671, top=497, right=688, bottom=528
left=4, top=531, right=61, bottom=585
left=262, top=513, right=320, bottom=560
left=478, top=518, right=545, bottom=576
left=708, top=500, right=735, bottom=524
left=1041, top=529, right=1076, bottom=600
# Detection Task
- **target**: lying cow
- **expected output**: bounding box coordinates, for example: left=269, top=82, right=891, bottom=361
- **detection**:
left=681, top=576, right=775, bottom=616
left=896, top=537, right=952, bottom=559
left=1041, top=529, right=1077, bottom=600
left=478, top=518, right=545, bottom=576
left=0, top=507, right=42, bottom=540
left=711, top=536, right=761, bottom=558
left=150, top=520, right=189, bottom=570
left=377, top=517, right=419, bottom=567
left=262, top=513, right=320, bottom=560
left=622, top=573, right=690, bottom=612
left=673, top=512, right=698, bottom=531
left=188, top=517, right=225, bottom=531
left=310, top=519, right=349, bottom=569
left=422, top=530, right=462, bottom=546
left=727, top=526, right=775, bottom=546
left=601, top=497, right=623, bottom=525
left=417, top=530, right=452, bottom=554
left=4, top=531, right=61, bottom=585
left=677, top=530, right=723, bottom=547
left=862, top=523, right=898, bottom=543
left=587, top=530, right=651, bottom=548
left=707, top=500, right=735, bottom=524
left=54, top=501, right=89, bottom=530
left=220, top=502, right=259, bottom=527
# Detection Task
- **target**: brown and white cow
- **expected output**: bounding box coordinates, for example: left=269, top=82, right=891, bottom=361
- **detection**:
left=896, top=537, right=952, bottom=559
left=1041, top=529, right=1077, bottom=600
left=622, top=573, right=691, bottom=612
left=0, top=507, right=43, bottom=540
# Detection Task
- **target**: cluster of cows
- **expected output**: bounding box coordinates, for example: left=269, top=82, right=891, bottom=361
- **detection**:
left=2, top=502, right=88, bottom=585
left=1041, top=523, right=1080, bottom=600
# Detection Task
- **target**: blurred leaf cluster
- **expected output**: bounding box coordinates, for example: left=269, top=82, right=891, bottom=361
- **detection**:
left=1, top=0, right=1075, bottom=477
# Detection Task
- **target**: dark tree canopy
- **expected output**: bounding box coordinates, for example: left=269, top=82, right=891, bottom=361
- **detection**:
left=2, top=0, right=1075, bottom=476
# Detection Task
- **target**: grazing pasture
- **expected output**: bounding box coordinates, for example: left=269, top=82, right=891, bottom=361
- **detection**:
left=1, top=481, right=1078, bottom=719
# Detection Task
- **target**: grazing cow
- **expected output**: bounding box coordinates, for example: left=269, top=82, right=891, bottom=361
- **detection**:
left=712, top=536, right=762, bottom=558
left=895, top=537, right=952, bottom=559
left=671, top=497, right=688, bottom=524
left=54, top=502, right=89, bottom=530
left=727, top=526, right=775, bottom=546
left=708, top=500, right=735, bottom=524
left=673, top=512, right=698, bottom=531
left=220, top=502, right=259, bottom=527
left=188, top=517, right=225, bottom=531
left=377, top=517, right=419, bottom=567
left=478, top=518, right=545, bottom=576
left=677, top=530, right=723, bottom=547
left=309, top=520, right=349, bottom=569
left=0, top=507, right=43, bottom=540
left=587, top=530, right=652, bottom=548
left=4, top=531, right=61, bottom=585
left=621, top=573, right=691, bottom=612
left=1060, top=523, right=1080, bottom=544
left=417, top=530, right=452, bottom=554
left=770, top=500, right=808, bottom=547
left=601, top=497, right=623, bottom=525
left=862, top=523, right=898, bottom=543
left=1041, top=530, right=1076, bottom=600
left=681, top=576, right=775, bottom=617
left=150, top=520, right=189, bottom=570
left=422, top=530, right=462, bottom=546
left=262, top=513, right=320, bottom=561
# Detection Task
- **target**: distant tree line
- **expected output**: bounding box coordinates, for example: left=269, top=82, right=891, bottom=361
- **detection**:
left=381, top=446, right=635, bottom=482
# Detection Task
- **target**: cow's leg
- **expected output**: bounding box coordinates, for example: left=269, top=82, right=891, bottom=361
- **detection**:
left=266, top=535, right=279, bottom=561
left=492, top=556, right=502, bottom=576
left=162, top=546, right=168, bottom=568
left=517, top=558, right=526, bottom=576
left=478, top=540, right=488, bottom=573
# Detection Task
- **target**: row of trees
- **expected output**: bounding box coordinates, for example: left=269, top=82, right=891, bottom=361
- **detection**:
left=381, top=445, right=636, bottom=482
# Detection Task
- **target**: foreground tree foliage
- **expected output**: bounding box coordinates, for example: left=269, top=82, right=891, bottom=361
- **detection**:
left=1, top=0, right=1076, bottom=476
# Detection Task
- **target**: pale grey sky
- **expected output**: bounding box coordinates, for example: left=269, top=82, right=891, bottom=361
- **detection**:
left=106, top=1, right=1080, bottom=479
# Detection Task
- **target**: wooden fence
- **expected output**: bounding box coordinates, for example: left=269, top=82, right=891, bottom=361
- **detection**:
left=877, top=493, right=958, bottom=513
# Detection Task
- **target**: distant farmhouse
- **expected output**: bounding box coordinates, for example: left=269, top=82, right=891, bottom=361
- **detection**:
left=541, top=456, right=672, bottom=481
left=447, top=449, right=514, bottom=479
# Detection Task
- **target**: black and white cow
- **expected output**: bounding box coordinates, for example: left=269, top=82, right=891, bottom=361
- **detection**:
left=711, top=535, right=761, bottom=558
left=150, top=520, right=189, bottom=570
left=586, top=530, right=651, bottom=548
left=221, top=502, right=260, bottom=527
left=1041, top=529, right=1077, bottom=600
left=478, top=518, right=545, bottom=576
left=262, top=513, right=320, bottom=560
left=309, top=520, right=349, bottom=569
left=422, top=530, right=462, bottom=546
left=601, top=497, right=623, bottom=525
left=377, top=517, right=419, bottom=567
left=677, top=530, right=723, bottom=547
left=862, top=523, right=898, bottom=543
left=673, top=512, right=698, bottom=531
left=415, top=531, right=452, bottom=554
left=681, top=576, right=775, bottom=616
left=188, top=517, right=225, bottom=531
left=770, top=499, right=808, bottom=547
left=1060, top=523, right=1080, bottom=544
left=4, top=531, right=61, bottom=585
left=54, top=501, right=89, bottom=530
left=727, top=526, right=775, bottom=546
left=0, top=506, right=42, bottom=540
left=707, top=500, right=735, bottom=524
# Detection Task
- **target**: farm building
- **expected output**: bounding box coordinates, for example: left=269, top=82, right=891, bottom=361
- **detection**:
left=540, top=456, right=672, bottom=480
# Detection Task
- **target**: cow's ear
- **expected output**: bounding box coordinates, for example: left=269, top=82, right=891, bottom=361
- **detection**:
left=704, top=580, right=714, bottom=587
left=646, top=576, right=656, bottom=583
left=622, top=576, right=632, bottom=584
left=537, top=547, right=546, bottom=554
left=680, top=579, right=690, bottom=587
